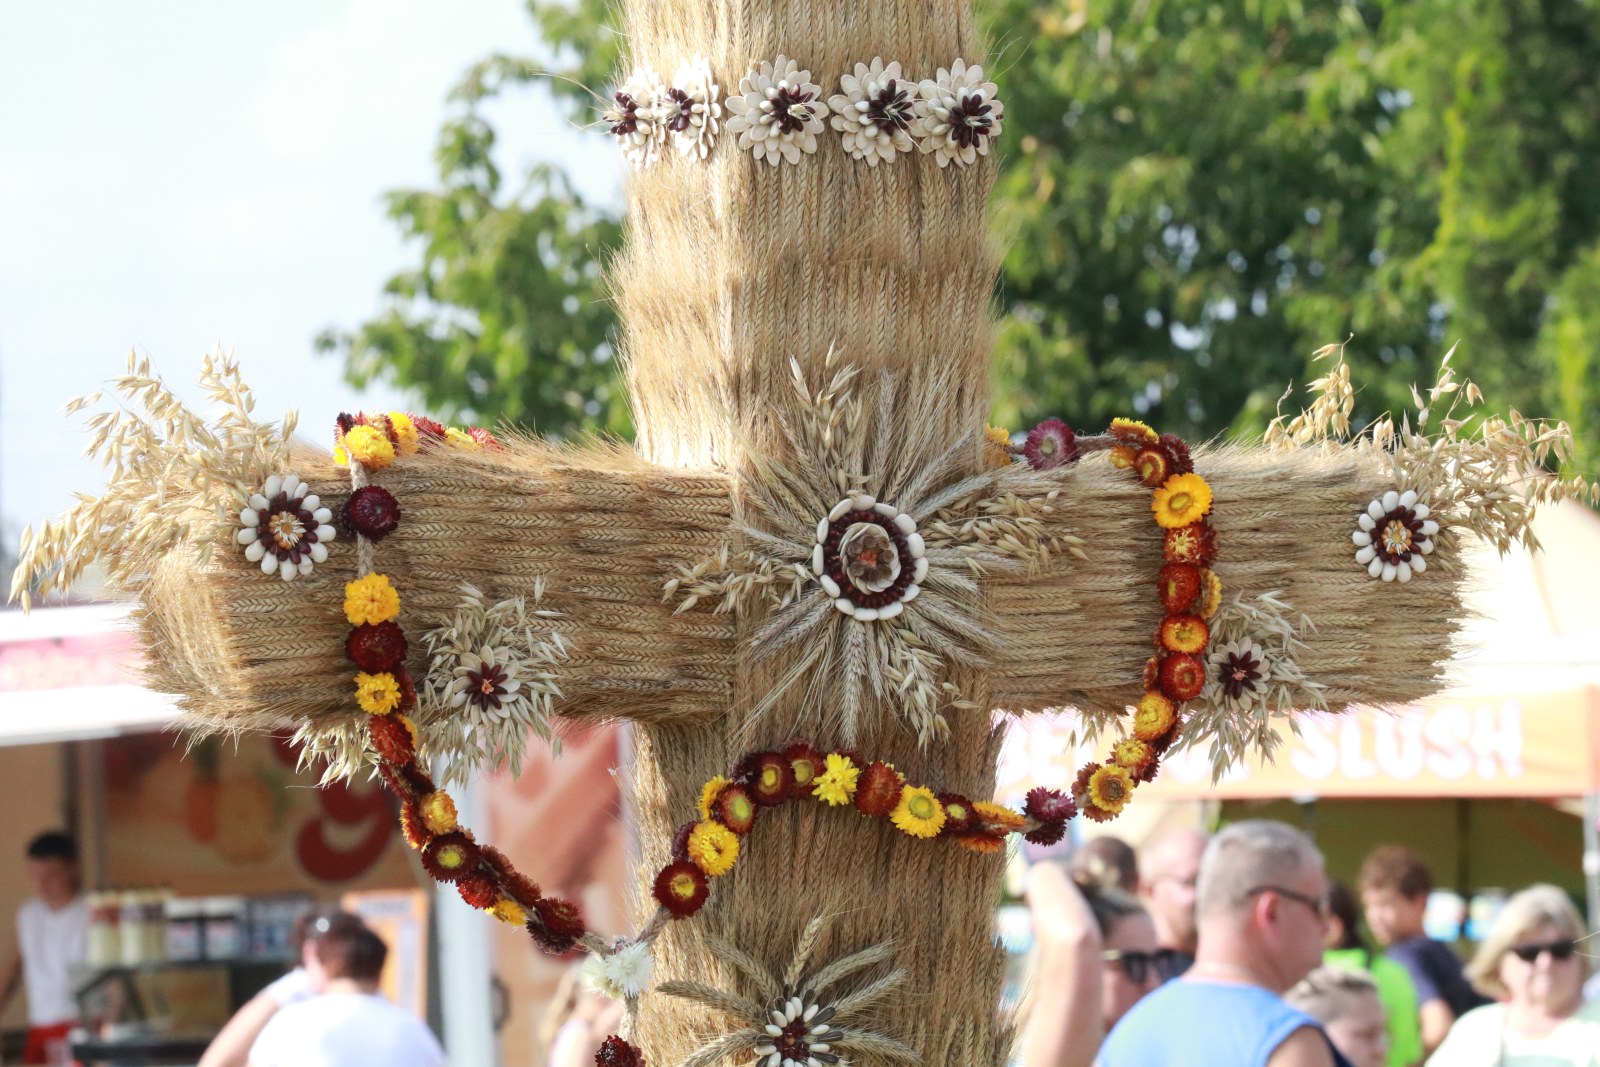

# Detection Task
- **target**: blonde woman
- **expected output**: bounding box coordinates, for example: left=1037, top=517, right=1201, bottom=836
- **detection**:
left=1426, top=884, right=1600, bottom=1066
left=1288, top=967, right=1389, bottom=1067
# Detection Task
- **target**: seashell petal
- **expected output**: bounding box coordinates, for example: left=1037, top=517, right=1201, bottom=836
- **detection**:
left=1355, top=545, right=1376, bottom=565
left=878, top=600, right=903, bottom=620
left=913, top=557, right=929, bottom=583
left=1399, top=489, right=1418, bottom=508
left=237, top=527, right=259, bottom=545
left=894, top=513, right=916, bottom=535
left=820, top=575, right=841, bottom=598
left=264, top=475, right=283, bottom=499
left=244, top=541, right=265, bottom=562
left=261, top=552, right=279, bottom=575
left=250, top=494, right=270, bottom=512
left=239, top=508, right=259, bottom=526
left=1382, top=490, right=1400, bottom=512
left=310, top=542, right=329, bottom=564
left=828, top=499, right=853, bottom=522
left=1352, top=531, right=1371, bottom=547
left=1358, top=513, right=1376, bottom=531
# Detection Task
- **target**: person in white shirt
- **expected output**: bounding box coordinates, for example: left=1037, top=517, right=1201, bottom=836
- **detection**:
left=248, top=913, right=444, bottom=1067
left=198, top=907, right=333, bottom=1067
left=0, top=831, right=88, bottom=1066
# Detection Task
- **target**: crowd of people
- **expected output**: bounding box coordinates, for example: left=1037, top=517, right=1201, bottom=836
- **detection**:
left=1020, top=824, right=1600, bottom=1067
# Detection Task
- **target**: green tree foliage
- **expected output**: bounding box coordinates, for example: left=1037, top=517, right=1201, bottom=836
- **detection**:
left=324, top=0, right=1600, bottom=479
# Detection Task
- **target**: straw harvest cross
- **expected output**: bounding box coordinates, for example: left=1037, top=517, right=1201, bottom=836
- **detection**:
left=14, top=2, right=1593, bottom=1064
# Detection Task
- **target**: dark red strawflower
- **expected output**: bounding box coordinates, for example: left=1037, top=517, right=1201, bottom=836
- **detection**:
left=394, top=666, right=417, bottom=711
left=421, top=832, right=480, bottom=883
left=1134, top=751, right=1164, bottom=784
left=938, top=793, right=976, bottom=836
left=1024, top=787, right=1076, bottom=824
left=377, top=762, right=412, bottom=800
left=1158, top=563, right=1202, bottom=615
left=744, top=752, right=793, bottom=806
left=594, top=1035, right=646, bottom=1067
left=456, top=872, right=501, bottom=909
left=1023, top=418, right=1078, bottom=470
left=480, top=845, right=541, bottom=908
left=398, top=800, right=429, bottom=850
left=367, top=713, right=415, bottom=765
left=1025, top=819, right=1069, bottom=847
left=530, top=897, right=586, bottom=955
left=854, top=761, right=905, bottom=817
left=1134, top=448, right=1172, bottom=489
left=1142, top=655, right=1162, bottom=692
left=1158, top=433, right=1195, bottom=475
left=783, top=740, right=825, bottom=800
left=346, top=621, right=408, bottom=673
left=343, top=485, right=401, bottom=541
left=652, top=859, right=710, bottom=919
left=335, top=413, right=358, bottom=437
left=715, top=784, right=758, bottom=835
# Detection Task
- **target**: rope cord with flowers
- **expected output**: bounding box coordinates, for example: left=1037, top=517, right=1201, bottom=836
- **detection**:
left=1010, top=417, right=1220, bottom=822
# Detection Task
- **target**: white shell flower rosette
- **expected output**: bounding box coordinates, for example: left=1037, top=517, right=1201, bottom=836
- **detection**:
left=813, top=493, right=926, bottom=622
left=1352, top=488, right=1439, bottom=583
left=236, top=474, right=335, bottom=581
left=603, top=65, right=668, bottom=168
left=915, top=58, right=1005, bottom=168
left=665, top=55, right=721, bottom=159
left=827, top=57, right=919, bottom=165
left=724, top=55, right=830, bottom=166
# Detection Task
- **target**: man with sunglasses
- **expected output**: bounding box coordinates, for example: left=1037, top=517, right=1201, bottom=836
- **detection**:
left=1099, top=821, right=1351, bottom=1067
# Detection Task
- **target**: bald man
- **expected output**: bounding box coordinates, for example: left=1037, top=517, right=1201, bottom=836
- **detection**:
left=1100, top=821, right=1347, bottom=1067
left=1138, top=827, right=1208, bottom=979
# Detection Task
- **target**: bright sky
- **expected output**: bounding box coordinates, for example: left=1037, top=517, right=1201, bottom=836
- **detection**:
left=0, top=0, right=619, bottom=540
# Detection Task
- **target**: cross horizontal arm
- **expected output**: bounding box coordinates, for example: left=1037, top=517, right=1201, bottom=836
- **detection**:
left=989, top=445, right=1464, bottom=720
left=139, top=440, right=737, bottom=736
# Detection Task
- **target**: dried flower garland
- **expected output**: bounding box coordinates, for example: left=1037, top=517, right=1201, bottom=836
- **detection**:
left=725, top=55, right=830, bottom=166
left=1010, top=416, right=1216, bottom=820
left=827, top=57, right=919, bottom=165
left=237, top=474, right=336, bottom=581
left=657, top=915, right=917, bottom=1067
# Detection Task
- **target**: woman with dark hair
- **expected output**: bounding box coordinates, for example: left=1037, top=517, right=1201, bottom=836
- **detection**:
left=1322, top=881, right=1423, bottom=1067
left=199, top=906, right=338, bottom=1067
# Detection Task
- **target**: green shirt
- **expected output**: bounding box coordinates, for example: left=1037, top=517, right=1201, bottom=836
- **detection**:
left=1325, top=946, right=1425, bottom=1067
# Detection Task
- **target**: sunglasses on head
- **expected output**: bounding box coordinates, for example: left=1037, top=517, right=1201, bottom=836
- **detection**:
left=1509, top=939, right=1578, bottom=963
left=1102, top=947, right=1185, bottom=984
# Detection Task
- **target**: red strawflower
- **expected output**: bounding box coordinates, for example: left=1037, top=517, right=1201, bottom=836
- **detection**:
left=343, top=485, right=401, bottom=541
left=1025, top=819, right=1069, bottom=847
left=1134, top=751, right=1164, bottom=784
left=398, top=800, right=429, bottom=850
left=1158, top=614, right=1210, bottom=655
left=1070, top=762, right=1099, bottom=808
left=783, top=741, right=825, bottom=800
left=652, top=860, right=710, bottom=919
left=467, top=427, right=504, bottom=450
left=1158, top=652, right=1207, bottom=702
left=394, top=666, right=417, bottom=711
left=1024, top=787, right=1076, bottom=824
left=1163, top=522, right=1217, bottom=567
left=594, top=1035, right=646, bottom=1067
left=1142, top=655, right=1162, bottom=692
left=456, top=872, right=501, bottom=910
left=1023, top=418, right=1077, bottom=470
left=367, top=713, right=415, bottom=765
left=1134, top=448, right=1171, bottom=489
left=1082, top=801, right=1122, bottom=824
left=938, top=793, right=976, bottom=836
left=410, top=414, right=448, bottom=441
left=421, top=832, right=480, bottom=883
left=715, top=785, right=758, bottom=835
left=530, top=897, right=586, bottom=954
left=853, top=761, right=905, bottom=817
left=743, top=752, right=793, bottom=807
left=1158, top=433, right=1194, bottom=475
left=1158, top=562, right=1201, bottom=614
left=346, top=621, right=408, bottom=673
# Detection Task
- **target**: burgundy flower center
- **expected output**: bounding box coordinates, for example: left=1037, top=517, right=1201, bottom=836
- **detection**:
left=771, top=86, right=818, bottom=134
left=775, top=1019, right=812, bottom=1058
left=466, top=663, right=509, bottom=709
left=609, top=92, right=639, bottom=136
left=1219, top=651, right=1264, bottom=699
left=666, top=87, right=694, bottom=132
left=866, top=80, right=913, bottom=132
left=949, top=92, right=995, bottom=149
left=1376, top=508, right=1423, bottom=562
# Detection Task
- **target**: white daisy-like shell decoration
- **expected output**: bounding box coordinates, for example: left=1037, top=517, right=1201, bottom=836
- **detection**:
left=1352, top=489, right=1439, bottom=583
left=813, top=494, right=926, bottom=621
left=236, top=473, right=336, bottom=582
left=754, top=993, right=838, bottom=1067
left=1208, top=639, right=1268, bottom=709
left=603, top=65, right=667, bottom=169
left=447, top=644, right=524, bottom=723
left=580, top=940, right=655, bottom=1000
left=724, top=55, right=830, bottom=166
left=666, top=55, right=722, bottom=160
left=827, top=57, right=919, bottom=165
left=915, top=58, right=1005, bottom=168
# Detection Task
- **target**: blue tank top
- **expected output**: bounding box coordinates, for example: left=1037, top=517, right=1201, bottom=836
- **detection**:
left=1098, top=978, right=1347, bottom=1067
